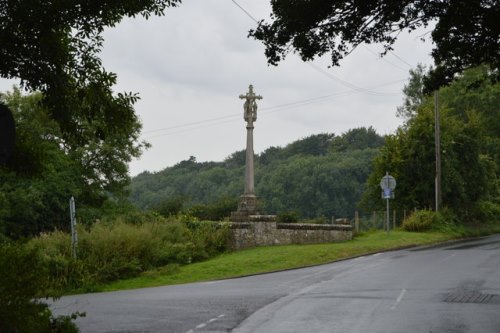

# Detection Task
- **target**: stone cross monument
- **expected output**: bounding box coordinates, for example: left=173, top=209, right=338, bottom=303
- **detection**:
left=232, top=84, right=262, bottom=220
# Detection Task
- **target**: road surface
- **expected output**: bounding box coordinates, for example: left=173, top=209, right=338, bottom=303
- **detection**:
left=52, top=234, right=500, bottom=332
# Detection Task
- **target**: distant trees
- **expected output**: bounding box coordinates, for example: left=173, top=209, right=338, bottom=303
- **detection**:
left=129, top=128, right=386, bottom=219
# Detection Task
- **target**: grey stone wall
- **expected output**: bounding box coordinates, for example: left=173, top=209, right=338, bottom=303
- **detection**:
left=229, top=221, right=352, bottom=250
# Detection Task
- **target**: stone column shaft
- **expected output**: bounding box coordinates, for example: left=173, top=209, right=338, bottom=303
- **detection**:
left=244, top=123, right=255, bottom=195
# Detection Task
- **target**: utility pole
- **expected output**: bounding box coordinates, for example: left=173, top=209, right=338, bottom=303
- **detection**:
left=434, top=90, right=442, bottom=211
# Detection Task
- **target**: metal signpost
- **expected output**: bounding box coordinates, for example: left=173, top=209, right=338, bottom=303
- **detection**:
left=69, top=196, right=78, bottom=259
left=380, top=172, right=396, bottom=234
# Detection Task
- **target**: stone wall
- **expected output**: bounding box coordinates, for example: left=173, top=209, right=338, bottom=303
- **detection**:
left=229, top=221, right=352, bottom=250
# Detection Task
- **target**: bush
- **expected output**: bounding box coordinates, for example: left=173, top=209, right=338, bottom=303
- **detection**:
left=401, top=210, right=445, bottom=232
left=186, top=197, right=238, bottom=221
left=0, top=242, right=80, bottom=332
left=29, top=217, right=231, bottom=291
left=277, top=211, right=299, bottom=223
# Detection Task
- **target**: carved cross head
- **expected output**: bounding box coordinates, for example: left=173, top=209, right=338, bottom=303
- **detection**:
left=239, top=84, right=262, bottom=124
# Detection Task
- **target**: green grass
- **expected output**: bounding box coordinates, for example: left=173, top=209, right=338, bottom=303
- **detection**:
left=99, top=230, right=455, bottom=292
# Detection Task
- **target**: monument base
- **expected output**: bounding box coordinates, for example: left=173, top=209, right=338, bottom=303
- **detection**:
left=230, top=194, right=261, bottom=222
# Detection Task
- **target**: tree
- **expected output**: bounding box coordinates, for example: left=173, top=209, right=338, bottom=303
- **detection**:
left=0, top=242, right=80, bottom=332
left=249, top=1, right=499, bottom=91
left=396, top=64, right=427, bottom=121
left=0, top=1, right=182, bottom=196
left=360, top=66, right=499, bottom=220
left=0, top=89, right=84, bottom=237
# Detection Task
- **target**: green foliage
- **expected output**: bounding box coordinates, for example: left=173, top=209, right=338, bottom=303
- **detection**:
left=0, top=89, right=84, bottom=237
left=129, top=128, right=384, bottom=219
left=397, top=64, right=427, bottom=121
left=401, top=210, right=444, bottom=232
left=186, top=197, right=238, bottom=221
left=0, top=87, right=150, bottom=238
left=152, top=196, right=186, bottom=217
left=361, top=66, right=500, bottom=221
left=0, top=242, right=80, bottom=332
left=0, top=1, right=179, bottom=165
left=249, top=1, right=498, bottom=91
left=400, top=209, right=461, bottom=234
left=277, top=211, right=299, bottom=223
left=29, top=217, right=230, bottom=292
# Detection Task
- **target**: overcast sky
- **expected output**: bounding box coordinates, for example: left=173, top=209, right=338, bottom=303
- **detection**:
left=0, top=0, right=436, bottom=176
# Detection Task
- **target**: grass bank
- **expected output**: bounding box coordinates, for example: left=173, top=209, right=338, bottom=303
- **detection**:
left=99, top=230, right=455, bottom=292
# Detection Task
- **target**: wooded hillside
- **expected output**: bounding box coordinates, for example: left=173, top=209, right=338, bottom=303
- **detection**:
left=129, top=127, right=385, bottom=219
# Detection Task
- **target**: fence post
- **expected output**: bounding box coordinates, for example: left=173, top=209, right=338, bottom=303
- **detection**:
left=383, top=210, right=387, bottom=232
left=355, top=211, right=359, bottom=233
left=393, top=209, right=396, bottom=229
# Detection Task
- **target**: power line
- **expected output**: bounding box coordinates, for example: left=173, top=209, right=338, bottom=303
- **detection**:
left=308, top=63, right=401, bottom=96
left=230, top=0, right=402, bottom=98
left=389, top=51, right=413, bottom=68
left=363, top=45, right=409, bottom=72
left=142, top=1, right=409, bottom=141
left=231, top=0, right=258, bottom=23
left=143, top=78, right=406, bottom=139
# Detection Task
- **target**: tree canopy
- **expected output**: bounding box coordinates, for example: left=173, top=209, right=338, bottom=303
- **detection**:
left=361, top=66, right=500, bottom=220
left=129, top=128, right=385, bottom=219
left=0, top=1, right=186, bottom=227
left=250, top=0, right=499, bottom=91
left=0, top=0, right=181, bottom=174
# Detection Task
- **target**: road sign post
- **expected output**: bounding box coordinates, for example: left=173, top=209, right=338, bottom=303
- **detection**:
left=380, top=172, right=396, bottom=234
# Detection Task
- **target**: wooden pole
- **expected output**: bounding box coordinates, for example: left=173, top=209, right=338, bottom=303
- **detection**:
left=393, top=209, right=396, bottom=229
left=355, top=211, right=359, bottom=233
left=435, top=90, right=442, bottom=211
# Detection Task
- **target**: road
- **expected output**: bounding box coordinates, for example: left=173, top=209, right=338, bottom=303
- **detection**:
left=52, top=234, right=500, bottom=332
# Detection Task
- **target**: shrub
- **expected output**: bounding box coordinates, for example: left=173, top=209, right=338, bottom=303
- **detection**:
left=401, top=210, right=444, bottom=231
left=0, top=242, right=80, bottom=332
left=29, top=218, right=231, bottom=291
left=186, top=197, right=238, bottom=221
left=277, top=211, right=299, bottom=223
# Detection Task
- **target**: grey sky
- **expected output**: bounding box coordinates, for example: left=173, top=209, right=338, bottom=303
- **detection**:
left=0, top=0, right=435, bottom=176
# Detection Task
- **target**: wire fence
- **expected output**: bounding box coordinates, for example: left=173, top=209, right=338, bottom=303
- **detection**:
left=331, top=209, right=418, bottom=233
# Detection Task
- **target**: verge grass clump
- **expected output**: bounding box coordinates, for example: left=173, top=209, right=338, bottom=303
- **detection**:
left=402, top=209, right=449, bottom=232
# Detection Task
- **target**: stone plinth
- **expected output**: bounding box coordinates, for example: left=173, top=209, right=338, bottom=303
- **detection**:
left=229, top=221, right=352, bottom=250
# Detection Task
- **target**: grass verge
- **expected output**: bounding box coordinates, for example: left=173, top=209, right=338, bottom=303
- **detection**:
left=98, top=230, right=456, bottom=292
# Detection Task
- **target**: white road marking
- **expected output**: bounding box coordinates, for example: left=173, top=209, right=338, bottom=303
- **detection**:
left=391, top=289, right=407, bottom=310
left=186, top=313, right=226, bottom=333
left=353, top=256, right=365, bottom=261
left=372, top=253, right=382, bottom=257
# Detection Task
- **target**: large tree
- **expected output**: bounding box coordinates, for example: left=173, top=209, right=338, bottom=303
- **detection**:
left=360, top=66, right=500, bottom=220
left=0, top=1, right=181, bottom=196
left=250, top=0, right=499, bottom=91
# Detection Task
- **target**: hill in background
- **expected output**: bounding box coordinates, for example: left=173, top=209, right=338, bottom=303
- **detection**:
left=129, top=127, right=384, bottom=219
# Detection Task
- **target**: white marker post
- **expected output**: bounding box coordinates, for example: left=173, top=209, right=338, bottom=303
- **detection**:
left=69, top=196, right=78, bottom=259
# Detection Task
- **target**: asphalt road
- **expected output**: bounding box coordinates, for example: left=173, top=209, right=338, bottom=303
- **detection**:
left=52, top=234, right=500, bottom=332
